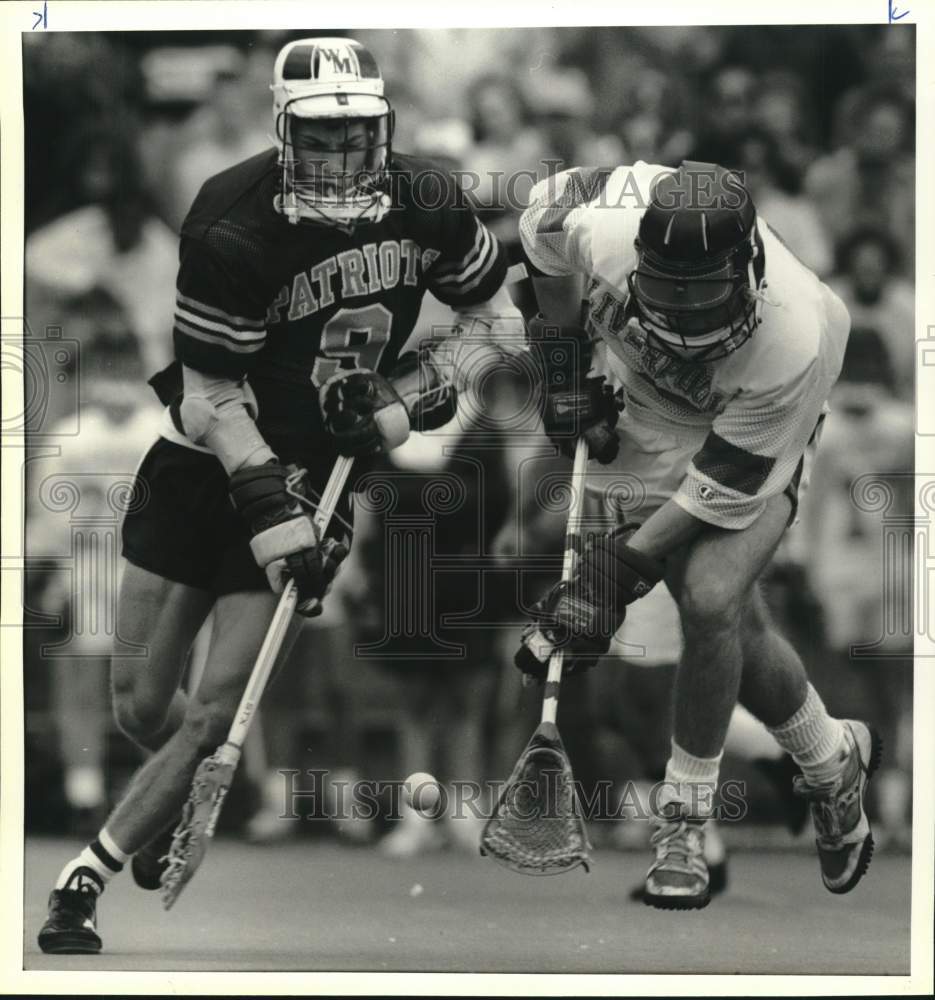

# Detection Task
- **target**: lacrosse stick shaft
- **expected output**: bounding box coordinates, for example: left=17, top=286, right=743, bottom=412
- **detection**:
left=220, top=454, right=354, bottom=757
left=541, top=437, right=589, bottom=725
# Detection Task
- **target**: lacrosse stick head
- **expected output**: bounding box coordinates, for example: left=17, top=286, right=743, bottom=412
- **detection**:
left=160, top=745, right=239, bottom=910
left=480, top=721, right=591, bottom=875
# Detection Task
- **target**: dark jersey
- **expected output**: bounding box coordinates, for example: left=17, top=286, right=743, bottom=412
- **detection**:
left=155, top=149, right=507, bottom=458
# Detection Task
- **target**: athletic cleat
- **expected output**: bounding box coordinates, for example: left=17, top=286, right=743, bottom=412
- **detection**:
left=794, top=720, right=882, bottom=894
left=630, top=819, right=726, bottom=901
left=643, top=813, right=711, bottom=911
left=131, top=822, right=176, bottom=891
left=631, top=857, right=725, bottom=902
left=37, top=868, right=103, bottom=954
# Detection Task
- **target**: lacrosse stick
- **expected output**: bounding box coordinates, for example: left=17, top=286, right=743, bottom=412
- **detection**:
left=161, top=454, right=355, bottom=909
left=481, top=436, right=592, bottom=874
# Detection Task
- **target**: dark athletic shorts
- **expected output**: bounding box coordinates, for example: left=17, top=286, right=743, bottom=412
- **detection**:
left=122, top=436, right=355, bottom=596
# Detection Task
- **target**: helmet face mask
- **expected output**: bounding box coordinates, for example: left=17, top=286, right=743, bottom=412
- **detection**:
left=271, top=38, right=394, bottom=228
left=628, top=161, right=765, bottom=363
left=279, top=107, right=391, bottom=215
left=628, top=239, right=760, bottom=362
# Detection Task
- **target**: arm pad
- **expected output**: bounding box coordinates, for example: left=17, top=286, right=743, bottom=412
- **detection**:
left=179, top=366, right=275, bottom=474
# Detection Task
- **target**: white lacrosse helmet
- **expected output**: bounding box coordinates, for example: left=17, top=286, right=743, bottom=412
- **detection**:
left=271, top=37, right=394, bottom=227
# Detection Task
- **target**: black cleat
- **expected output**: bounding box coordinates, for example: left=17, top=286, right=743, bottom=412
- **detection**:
left=37, top=868, right=103, bottom=955
left=131, top=822, right=177, bottom=891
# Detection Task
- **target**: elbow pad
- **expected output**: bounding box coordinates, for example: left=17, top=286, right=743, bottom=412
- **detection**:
left=389, top=351, right=458, bottom=432
left=179, top=366, right=275, bottom=474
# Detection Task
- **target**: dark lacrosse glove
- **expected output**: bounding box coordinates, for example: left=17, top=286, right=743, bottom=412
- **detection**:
left=319, top=369, right=411, bottom=458
left=528, top=315, right=620, bottom=464
left=514, top=527, right=665, bottom=679
left=229, top=462, right=350, bottom=616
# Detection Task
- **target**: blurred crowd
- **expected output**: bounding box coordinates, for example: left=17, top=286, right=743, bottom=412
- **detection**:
left=22, top=26, right=914, bottom=854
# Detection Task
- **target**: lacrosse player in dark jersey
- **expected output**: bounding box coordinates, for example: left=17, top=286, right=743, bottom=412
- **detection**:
left=39, top=37, right=521, bottom=954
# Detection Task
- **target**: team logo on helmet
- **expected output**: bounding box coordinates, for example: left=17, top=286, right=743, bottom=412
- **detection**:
left=271, top=37, right=394, bottom=228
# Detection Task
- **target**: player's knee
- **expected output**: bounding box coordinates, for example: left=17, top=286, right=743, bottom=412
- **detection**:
left=679, top=576, right=745, bottom=635
left=179, top=698, right=236, bottom=755
left=112, top=685, right=168, bottom=744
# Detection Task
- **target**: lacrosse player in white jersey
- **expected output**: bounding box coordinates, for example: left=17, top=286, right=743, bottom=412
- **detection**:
left=514, top=160, right=878, bottom=909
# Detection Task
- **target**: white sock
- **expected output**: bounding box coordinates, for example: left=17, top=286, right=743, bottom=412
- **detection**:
left=658, top=740, right=723, bottom=819
left=54, top=827, right=130, bottom=893
left=724, top=705, right=783, bottom=761
left=767, top=684, right=847, bottom=785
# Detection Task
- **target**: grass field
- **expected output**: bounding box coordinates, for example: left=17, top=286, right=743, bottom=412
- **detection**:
left=24, top=836, right=910, bottom=975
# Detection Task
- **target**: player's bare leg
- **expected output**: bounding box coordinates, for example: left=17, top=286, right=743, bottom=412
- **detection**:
left=640, top=497, right=788, bottom=908
left=110, top=565, right=216, bottom=753
left=39, top=586, right=301, bottom=953
left=104, top=590, right=300, bottom=853
left=644, top=495, right=879, bottom=907
left=113, top=569, right=213, bottom=890
left=666, top=495, right=793, bottom=759
left=39, top=564, right=214, bottom=953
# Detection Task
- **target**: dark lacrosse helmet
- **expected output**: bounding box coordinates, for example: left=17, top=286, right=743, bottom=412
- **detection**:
left=628, top=161, right=767, bottom=362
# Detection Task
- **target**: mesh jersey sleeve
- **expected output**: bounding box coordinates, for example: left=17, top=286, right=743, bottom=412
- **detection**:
left=674, top=361, right=830, bottom=530
left=172, top=236, right=269, bottom=379
left=424, top=173, right=508, bottom=308
left=518, top=168, right=611, bottom=276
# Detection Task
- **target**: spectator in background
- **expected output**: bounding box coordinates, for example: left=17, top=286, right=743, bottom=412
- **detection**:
left=735, top=128, right=832, bottom=277
left=26, top=294, right=162, bottom=833
left=870, top=28, right=914, bottom=102
left=526, top=67, right=625, bottom=169
left=23, top=33, right=144, bottom=232
left=805, top=87, right=915, bottom=276
left=753, top=71, right=819, bottom=185
left=827, top=227, right=915, bottom=401
left=688, top=65, right=756, bottom=166
left=624, top=65, right=695, bottom=165
left=367, top=364, right=530, bottom=858
left=168, top=50, right=272, bottom=229
left=831, top=28, right=915, bottom=148
left=25, top=126, right=177, bottom=377
left=462, top=74, right=550, bottom=250
left=589, top=58, right=695, bottom=167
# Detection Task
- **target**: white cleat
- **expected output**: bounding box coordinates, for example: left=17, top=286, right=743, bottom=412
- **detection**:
left=643, top=808, right=711, bottom=911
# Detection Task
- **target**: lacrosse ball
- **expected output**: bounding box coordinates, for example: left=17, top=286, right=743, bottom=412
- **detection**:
left=404, top=772, right=441, bottom=814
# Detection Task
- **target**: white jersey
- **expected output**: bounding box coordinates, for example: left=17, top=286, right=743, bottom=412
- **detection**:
left=520, top=163, right=851, bottom=530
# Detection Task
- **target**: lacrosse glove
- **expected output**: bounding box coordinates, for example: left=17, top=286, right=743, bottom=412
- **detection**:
left=229, top=462, right=349, bottom=616
left=528, top=315, right=620, bottom=465
left=514, top=526, right=665, bottom=678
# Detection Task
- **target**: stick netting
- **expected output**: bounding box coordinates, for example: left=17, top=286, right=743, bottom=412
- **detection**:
left=481, top=722, right=590, bottom=875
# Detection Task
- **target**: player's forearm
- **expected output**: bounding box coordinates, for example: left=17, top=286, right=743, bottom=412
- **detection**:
left=624, top=497, right=710, bottom=561
left=180, top=365, right=275, bottom=474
